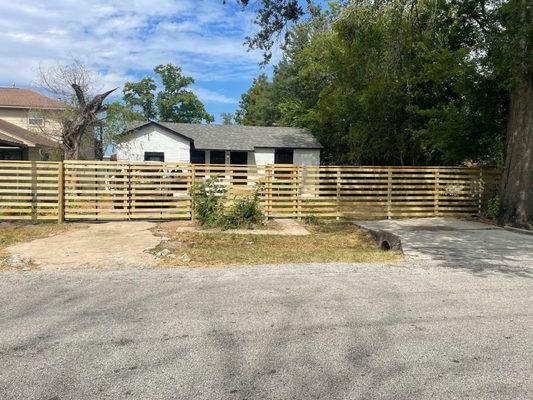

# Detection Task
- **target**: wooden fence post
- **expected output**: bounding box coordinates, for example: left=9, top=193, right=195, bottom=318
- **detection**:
left=266, top=165, right=273, bottom=218
left=478, top=168, right=484, bottom=216
left=127, top=164, right=132, bottom=220
left=30, top=161, right=37, bottom=223
left=434, top=169, right=440, bottom=216
left=57, top=162, right=64, bottom=224
left=296, top=167, right=302, bottom=220
left=190, top=164, right=196, bottom=221
left=336, top=169, right=341, bottom=220
left=387, top=168, right=392, bottom=219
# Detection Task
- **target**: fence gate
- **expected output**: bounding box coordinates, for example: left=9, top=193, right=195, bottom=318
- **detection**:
left=63, top=161, right=192, bottom=221
left=0, top=160, right=496, bottom=223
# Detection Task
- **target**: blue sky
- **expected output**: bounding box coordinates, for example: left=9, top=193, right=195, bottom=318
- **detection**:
left=0, top=0, right=281, bottom=123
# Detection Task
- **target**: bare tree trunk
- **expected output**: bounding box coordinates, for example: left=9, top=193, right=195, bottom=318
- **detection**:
left=61, top=84, right=115, bottom=160
left=499, top=74, right=533, bottom=229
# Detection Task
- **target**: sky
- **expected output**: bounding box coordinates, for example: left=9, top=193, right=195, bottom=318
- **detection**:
left=0, top=0, right=277, bottom=123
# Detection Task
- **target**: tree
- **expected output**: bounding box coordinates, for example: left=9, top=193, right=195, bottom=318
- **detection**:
left=123, top=77, right=157, bottom=120
left=238, top=0, right=532, bottom=227
left=235, top=74, right=278, bottom=125
left=497, top=0, right=533, bottom=229
left=95, top=102, right=144, bottom=159
left=221, top=112, right=235, bottom=125
left=123, top=64, right=214, bottom=123
left=39, top=60, right=116, bottom=160
left=232, top=0, right=306, bottom=64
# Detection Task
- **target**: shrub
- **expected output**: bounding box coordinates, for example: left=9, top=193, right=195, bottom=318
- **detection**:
left=220, top=189, right=264, bottom=229
left=190, top=178, right=264, bottom=229
left=190, top=176, right=225, bottom=226
left=487, top=195, right=501, bottom=220
left=302, top=215, right=320, bottom=225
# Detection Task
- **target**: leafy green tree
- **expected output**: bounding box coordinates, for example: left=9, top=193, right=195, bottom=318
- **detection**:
left=235, top=74, right=279, bottom=125
left=235, top=0, right=532, bottom=227
left=123, top=77, right=157, bottom=120
left=123, top=64, right=214, bottom=123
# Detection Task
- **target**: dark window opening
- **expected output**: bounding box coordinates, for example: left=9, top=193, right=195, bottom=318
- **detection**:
left=210, top=150, right=226, bottom=165
left=190, top=149, right=205, bottom=164
left=274, top=149, right=294, bottom=165
left=0, top=149, right=24, bottom=160
left=230, top=151, right=248, bottom=185
left=144, top=152, right=165, bottom=162
left=230, top=151, right=247, bottom=165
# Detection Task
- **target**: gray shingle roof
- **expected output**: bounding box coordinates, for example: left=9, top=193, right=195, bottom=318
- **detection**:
left=130, top=121, right=322, bottom=151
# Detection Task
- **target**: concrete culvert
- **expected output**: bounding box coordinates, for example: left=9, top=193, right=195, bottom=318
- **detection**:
left=380, top=240, right=391, bottom=251
left=363, top=228, right=403, bottom=252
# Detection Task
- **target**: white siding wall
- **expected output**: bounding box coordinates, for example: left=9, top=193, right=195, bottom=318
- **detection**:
left=116, top=126, right=191, bottom=162
left=293, top=149, right=320, bottom=166
left=253, top=148, right=275, bottom=165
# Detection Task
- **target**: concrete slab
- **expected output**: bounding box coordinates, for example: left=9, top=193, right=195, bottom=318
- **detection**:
left=6, top=221, right=160, bottom=270
left=356, top=218, right=533, bottom=273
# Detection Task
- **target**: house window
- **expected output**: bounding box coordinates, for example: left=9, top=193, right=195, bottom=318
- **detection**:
left=144, top=152, right=165, bottom=162
left=230, top=151, right=247, bottom=165
left=28, top=112, right=44, bottom=127
left=190, top=149, right=205, bottom=164
left=210, top=150, right=226, bottom=165
left=274, top=149, right=294, bottom=164
left=0, top=149, right=23, bottom=160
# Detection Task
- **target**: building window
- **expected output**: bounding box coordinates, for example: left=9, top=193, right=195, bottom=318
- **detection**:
left=210, top=150, right=226, bottom=165
left=274, top=149, right=294, bottom=164
left=0, top=149, right=24, bottom=160
left=28, top=112, right=44, bottom=127
left=230, top=151, right=247, bottom=165
left=190, top=149, right=205, bottom=164
left=144, top=152, right=165, bottom=162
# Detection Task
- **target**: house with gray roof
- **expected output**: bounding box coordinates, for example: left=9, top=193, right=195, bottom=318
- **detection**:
left=116, top=121, right=322, bottom=166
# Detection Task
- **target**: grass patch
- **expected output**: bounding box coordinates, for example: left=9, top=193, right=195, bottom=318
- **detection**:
left=0, top=222, right=84, bottom=270
left=154, top=220, right=402, bottom=267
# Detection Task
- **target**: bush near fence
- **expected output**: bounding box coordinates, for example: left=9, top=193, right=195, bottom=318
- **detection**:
left=0, top=160, right=495, bottom=222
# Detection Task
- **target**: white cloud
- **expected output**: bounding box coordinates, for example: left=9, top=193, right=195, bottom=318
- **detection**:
left=194, top=88, right=238, bottom=104
left=0, top=0, right=262, bottom=92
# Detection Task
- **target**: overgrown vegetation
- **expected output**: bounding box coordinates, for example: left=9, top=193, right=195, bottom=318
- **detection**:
left=190, top=177, right=265, bottom=229
left=235, top=1, right=515, bottom=167
left=487, top=196, right=502, bottom=220
left=155, top=221, right=401, bottom=267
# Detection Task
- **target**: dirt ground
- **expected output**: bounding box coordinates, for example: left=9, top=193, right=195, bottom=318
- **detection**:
left=163, top=218, right=310, bottom=236
left=6, top=221, right=161, bottom=270
left=3, top=219, right=394, bottom=270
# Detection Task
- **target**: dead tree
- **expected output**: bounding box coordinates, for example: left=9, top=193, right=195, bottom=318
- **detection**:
left=61, top=84, right=115, bottom=159
left=38, top=60, right=116, bottom=160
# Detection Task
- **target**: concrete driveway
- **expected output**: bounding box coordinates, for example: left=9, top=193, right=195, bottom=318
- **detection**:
left=357, top=218, right=533, bottom=273
left=1, top=262, right=532, bottom=400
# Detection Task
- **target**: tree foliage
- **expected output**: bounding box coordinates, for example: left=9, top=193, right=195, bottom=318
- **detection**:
left=233, top=0, right=306, bottom=64
left=235, top=74, right=278, bottom=125
left=123, top=64, right=214, bottom=123
left=236, top=1, right=511, bottom=166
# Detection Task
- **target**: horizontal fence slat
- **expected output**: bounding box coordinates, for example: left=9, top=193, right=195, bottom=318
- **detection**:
left=0, top=160, right=497, bottom=222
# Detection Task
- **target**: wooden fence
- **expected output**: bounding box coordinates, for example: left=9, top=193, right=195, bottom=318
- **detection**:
left=0, top=160, right=492, bottom=222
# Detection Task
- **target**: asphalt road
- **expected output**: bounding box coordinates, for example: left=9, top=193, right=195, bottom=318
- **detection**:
left=1, top=262, right=532, bottom=400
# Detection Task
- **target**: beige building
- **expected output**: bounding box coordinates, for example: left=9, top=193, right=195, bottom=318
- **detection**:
left=0, top=87, right=64, bottom=160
